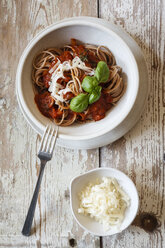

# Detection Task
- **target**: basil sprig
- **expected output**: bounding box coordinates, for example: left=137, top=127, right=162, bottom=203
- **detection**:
left=95, top=61, right=110, bottom=82
left=70, top=61, right=109, bottom=113
left=81, top=76, right=98, bottom=93
left=89, top=86, right=102, bottom=104
left=70, top=93, right=89, bottom=113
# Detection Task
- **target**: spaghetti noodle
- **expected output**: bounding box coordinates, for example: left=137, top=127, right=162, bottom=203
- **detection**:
left=32, top=39, right=126, bottom=126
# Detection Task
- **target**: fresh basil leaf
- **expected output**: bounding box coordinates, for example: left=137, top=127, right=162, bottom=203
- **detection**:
left=82, top=76, right=99, bottom=93
left=70, top=93, right=89, bottom=112
left=95, top=61, right=110, bottom=83
left=89, top=86, right=102, bottom=104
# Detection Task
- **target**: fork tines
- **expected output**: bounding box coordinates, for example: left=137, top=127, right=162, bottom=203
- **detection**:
left=39, top=125, right=58, bottom=155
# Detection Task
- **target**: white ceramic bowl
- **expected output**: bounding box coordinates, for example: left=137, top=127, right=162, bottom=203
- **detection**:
left=70, top=167, right=139, bottom=236
left=16, top=17, right=139, bottom=146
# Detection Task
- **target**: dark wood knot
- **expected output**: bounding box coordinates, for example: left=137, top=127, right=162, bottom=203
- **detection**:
left=69, top=238, right=76, bottom=247
left=141, top=213, right=159, bottom=232
left=133, top=212, right=159, bottom=232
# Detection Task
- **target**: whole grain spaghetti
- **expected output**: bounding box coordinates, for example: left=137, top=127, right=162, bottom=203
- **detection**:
left=32, top=39, right=126, bottom=126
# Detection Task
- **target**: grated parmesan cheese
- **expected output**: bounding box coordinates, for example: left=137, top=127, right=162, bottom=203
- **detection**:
left=48, top=56, right=94, bottom=103
left=78, top=177, right=130, bottom=230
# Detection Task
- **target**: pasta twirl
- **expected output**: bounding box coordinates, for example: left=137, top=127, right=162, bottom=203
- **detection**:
left=32, top=39, right=126, bottom=126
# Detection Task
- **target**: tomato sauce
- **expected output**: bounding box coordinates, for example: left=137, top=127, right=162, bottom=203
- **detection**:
left=63, top=92, right=74, bottom=100
left=59, top=51, right=73, bottom=62
left=70, top=39, right=99, bottom=67
left=43, top=72, right=51, bottom=88
left=35, top=92, right=62, bottom=119
left=88, top=93, right=112, bottom=121
left=35, top=39, right=113, bottom=123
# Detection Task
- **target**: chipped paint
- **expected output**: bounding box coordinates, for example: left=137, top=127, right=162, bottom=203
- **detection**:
left=0, top=0, right=164, bottom=247
left=0, top=98, right=6, bottom=109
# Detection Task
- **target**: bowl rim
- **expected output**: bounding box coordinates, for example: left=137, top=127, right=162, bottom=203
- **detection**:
left=16, top=18, right=139, bottom=141
left=70, top=167, right=139, bottom=236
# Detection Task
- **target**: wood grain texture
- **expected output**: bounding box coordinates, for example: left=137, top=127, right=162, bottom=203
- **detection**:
left=0, top=0, right=165, bottom=247
left=100, top=0, right=165, bottom=247
left=0, top=0, right=99, bottom=247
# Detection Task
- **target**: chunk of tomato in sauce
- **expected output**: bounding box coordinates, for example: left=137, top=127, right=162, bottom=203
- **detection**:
left=71, top=38, right=77, bottom=46
left=63, top=71, right=72, bottom=82
left=43, top=73, right=51, bottom=88
left=35, top=92, right=54, bottom=116
left=70, top=39, right=87, bottom=57
left=48, top=108, right=63, bottom=119
left=35, top=92, right=54, bottom=109
left=74, top=45, right=86, bottom=56
left=89, top=94, right=112, bottom=121
left=35, top=92, right=63, bottom=119
left=56, top=72, right=72, bottom=86
left=63, top=92, right=74, bottom=100
left=59, top=51, right=73, bottom=62
left=93, top=114, right=105, bottom=121
left=104, top=93, right=113, bottom=104
left=87, top=50, right=99, bottom=63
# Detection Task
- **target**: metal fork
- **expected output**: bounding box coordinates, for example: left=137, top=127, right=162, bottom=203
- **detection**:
left=22, top=125, right=58, bottom=236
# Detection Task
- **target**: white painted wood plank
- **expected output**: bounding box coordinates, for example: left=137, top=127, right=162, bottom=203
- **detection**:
left=100, top=0, right=165, bottom=247
left=0, top=0, right=100, bottom=247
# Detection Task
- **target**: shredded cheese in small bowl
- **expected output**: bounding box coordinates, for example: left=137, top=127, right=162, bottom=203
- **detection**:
left=70, top=167, right=139, bottom=236
left=78, top=177, right=130, bottom=231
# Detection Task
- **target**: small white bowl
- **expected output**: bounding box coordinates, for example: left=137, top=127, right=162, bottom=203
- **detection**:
left=70, top=167, right=139, bottom=236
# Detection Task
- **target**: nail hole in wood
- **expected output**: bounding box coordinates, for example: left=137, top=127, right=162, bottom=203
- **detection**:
left=141, top=213, right=158, bottom=232
left=69, top=238, right=76, bottom=247
left=64, top=189, right=70, bottom=198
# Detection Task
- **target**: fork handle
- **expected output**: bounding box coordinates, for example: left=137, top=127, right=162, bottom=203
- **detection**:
left=22, top=160, right=46, bottom=236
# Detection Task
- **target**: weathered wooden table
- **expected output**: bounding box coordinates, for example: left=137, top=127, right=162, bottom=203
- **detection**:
left=0, top=0, right=164, bottom=247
